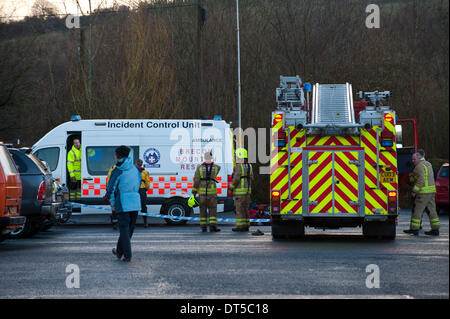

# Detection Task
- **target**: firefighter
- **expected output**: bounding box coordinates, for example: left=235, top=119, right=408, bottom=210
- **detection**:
left=192, top=151, right=221, bottom=232
left=67, top=138, right=81, bottom=201
left=230, top=148, right=253, bottom=232
left=404, top=151, right=440, bottom=236
left=136, top=159, right=151, bottom=228
left=106, top=163, right=118, bottom=229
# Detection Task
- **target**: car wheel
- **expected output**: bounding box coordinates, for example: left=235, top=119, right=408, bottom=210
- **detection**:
left=162, top=199, right=191, bottom=225
left=8, top=217, right=32, bottom=239
left=8, top=217, right=41, bottom=239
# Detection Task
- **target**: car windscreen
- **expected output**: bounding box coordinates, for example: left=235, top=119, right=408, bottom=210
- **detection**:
left=0, top=146, right=19, bottom=175
left=439, top=166, right=449, bottom=178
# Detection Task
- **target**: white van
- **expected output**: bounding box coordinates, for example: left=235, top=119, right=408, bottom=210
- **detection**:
left=32, top=116, right=235, bottom=223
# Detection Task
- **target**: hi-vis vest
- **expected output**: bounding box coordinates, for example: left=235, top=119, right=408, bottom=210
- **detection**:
left=230, top=163, right=253, bottom=196
left=67, top=145, right=81, bottom=180
left=193, top=163, right=220, bottom=196
left=413, top=160, right=436, bottom=194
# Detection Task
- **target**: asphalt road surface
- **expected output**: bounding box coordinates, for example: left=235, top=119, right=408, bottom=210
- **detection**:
left=0, top=210, right=448, bottom=299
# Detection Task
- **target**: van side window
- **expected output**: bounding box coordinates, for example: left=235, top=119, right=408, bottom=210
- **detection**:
left=34, top=147, right=60, bottom=172
left=86, top=146, right=137, bottom=176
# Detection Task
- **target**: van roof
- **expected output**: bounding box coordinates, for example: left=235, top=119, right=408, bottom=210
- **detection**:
left=32, top=119, right=232, bottom=150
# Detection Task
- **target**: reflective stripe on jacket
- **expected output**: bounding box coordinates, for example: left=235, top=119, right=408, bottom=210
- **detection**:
left=67, top=145, right=81, bottom=180
left=230, top=163, right=253, bottom=196
left=192, top=163, right=220, bottom=196
left=140, top=168, right=151, bottom=189
left=413, top=159, right=436, bottom=194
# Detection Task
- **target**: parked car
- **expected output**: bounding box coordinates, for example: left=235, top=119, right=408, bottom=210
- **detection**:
left=0, top=142, right=25, bottom=242
left=7, top=148, right=72, bottom=238
left=436, top=162, right=449, bottom=214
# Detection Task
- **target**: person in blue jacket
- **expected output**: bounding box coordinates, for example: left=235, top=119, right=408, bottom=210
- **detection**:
left=104, top=146, right=141, bottom=262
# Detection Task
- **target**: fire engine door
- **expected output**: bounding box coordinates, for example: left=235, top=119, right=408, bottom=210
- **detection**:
left=303, top=148, right=365, bottom=216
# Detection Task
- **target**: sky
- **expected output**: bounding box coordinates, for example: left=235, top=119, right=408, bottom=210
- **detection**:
left=0, top=0, right=133, bottom=21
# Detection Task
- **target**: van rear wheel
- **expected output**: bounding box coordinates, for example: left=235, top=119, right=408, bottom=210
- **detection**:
left=162, top=199, right=191, bottom=225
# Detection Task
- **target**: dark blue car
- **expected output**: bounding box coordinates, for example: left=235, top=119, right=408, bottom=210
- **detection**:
left=8, top=148, right=72, bottom=238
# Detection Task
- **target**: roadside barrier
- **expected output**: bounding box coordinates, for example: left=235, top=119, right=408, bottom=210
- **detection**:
left=68, top=202, right=271, bottom=223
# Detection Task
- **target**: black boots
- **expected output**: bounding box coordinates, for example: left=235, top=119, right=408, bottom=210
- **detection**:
left=403, top=229, right=419, bottom=235
left=403, top=229, right=440, bottom=236
left=232, top=227, right=249, bottom=232
left=424, top=229, right=439, bottom=236
left=209, top=225, right=221, bottom=232
left=202, top=226, right=220, bottom=232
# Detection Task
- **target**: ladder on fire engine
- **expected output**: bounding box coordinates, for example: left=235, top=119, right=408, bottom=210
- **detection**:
left=311, top=83, right=356, bottom=125
left=276, top=76, right=304, bottom=109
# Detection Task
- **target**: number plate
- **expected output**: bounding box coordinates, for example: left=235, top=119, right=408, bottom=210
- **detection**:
left=380, top=171, right=396, bottom=183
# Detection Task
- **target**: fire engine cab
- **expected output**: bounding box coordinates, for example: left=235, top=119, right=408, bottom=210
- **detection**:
left=270, top=76, right=399, bottom=239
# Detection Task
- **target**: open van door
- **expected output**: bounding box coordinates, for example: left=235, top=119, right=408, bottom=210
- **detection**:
left=79, top=131, right=138, bottom=215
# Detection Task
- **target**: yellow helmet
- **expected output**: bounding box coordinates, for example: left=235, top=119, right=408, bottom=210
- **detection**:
left=236, top=148, right=248, bottom=159
left=187, top=195, right=199, bottom=208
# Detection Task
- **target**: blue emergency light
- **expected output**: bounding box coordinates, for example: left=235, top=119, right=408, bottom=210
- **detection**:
left=304, top=82, right=312, bottom=92
left=70, top=115, right=81, bottom=121
left=213, top=115, right=222, bottom=121
left=381, top=140, right=394, bottom=147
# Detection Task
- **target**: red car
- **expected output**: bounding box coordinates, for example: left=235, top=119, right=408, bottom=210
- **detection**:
left=435, top=163, right=449, bottom=214
left=0, top=142, right=25, bottom=242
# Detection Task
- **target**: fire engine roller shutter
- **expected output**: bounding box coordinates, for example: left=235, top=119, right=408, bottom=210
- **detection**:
left=361, top=122, right=398, bottom=215
left=303, top=148, right=364, bottom=215
left=270, top=126, right=306, bottom=214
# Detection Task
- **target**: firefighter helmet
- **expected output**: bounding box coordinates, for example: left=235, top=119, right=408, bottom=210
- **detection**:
left=236, top=148, right=248, bottom=159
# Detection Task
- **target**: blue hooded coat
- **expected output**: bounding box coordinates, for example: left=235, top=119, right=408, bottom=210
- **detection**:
left=105, top=157, right=141, bottom=213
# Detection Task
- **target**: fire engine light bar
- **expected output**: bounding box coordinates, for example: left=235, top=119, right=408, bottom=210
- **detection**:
left=273, top=114, right=283, bottom=125
left=384, top=113, right=394, bottom=123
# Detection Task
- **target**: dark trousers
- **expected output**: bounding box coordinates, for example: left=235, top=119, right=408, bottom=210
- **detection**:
left=116, top=211, right=138, bottom=259
left=139, top=188, right=148, bottom=225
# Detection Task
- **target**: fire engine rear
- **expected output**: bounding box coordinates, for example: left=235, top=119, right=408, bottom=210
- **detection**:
left=270, top=76, right=398, bottom=239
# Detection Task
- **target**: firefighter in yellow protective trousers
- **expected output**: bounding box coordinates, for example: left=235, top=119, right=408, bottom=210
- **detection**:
left=404, top=151, right=440, bottom=236
left=67, top=138, right=81, bottom=201
left=230, top=148, right=253, bottom=232
left=192, top=151, right=221, bottom=232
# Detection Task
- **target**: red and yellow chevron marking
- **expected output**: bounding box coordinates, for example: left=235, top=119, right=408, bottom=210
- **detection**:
left=307, top=136, right=359, bottom=146
left=334, top=151, right=359, bottom=214
left=270, top=120, right=305, bottom=214
left=308, top=151, right=333, bottom=213
left=361, top=112, right=398, bottom=215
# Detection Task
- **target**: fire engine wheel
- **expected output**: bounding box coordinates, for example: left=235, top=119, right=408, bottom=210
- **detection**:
left=362, top=221, right=396, bottom=240
left=162, top=199, right=191, bottom=225
left=271, top=220, right=305, bottom=240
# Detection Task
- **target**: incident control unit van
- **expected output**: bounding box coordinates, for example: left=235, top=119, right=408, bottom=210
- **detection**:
left=31, top=117, right=235, bottom=223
